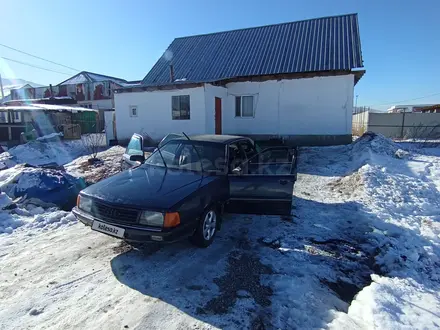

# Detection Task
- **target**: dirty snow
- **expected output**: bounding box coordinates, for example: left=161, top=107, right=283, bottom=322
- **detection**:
left=65, top=146, right=126, bottom=183
left=0, top=139, right=87, bottom=168
left=0, top=132, right=439, bottom=329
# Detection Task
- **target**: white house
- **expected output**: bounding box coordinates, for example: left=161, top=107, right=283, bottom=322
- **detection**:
left=114, top=13, right=365, bottom=145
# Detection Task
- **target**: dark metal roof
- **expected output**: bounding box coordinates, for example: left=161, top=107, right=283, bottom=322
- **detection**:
left=142, top=14, right=363, bottom=86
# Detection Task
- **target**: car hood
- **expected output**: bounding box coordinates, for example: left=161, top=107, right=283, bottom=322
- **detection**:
left=81, top=165, right=203, bottom=210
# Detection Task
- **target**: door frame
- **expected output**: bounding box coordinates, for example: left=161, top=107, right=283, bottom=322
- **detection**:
left=215, top=97, right=222, bottom=135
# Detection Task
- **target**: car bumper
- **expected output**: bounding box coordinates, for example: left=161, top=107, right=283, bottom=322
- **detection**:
left=72, top=207, right=196, bottom=243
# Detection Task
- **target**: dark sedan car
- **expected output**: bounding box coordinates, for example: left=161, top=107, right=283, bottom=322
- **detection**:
left=73, top=135, right=297, bottom=247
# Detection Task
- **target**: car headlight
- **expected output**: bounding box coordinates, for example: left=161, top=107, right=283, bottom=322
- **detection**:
left=139, top=211, right=164, bottom=227
left=78, top=195, right=92, bottom=213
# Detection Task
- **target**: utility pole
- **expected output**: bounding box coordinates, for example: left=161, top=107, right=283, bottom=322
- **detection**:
left=0, top=73, right=4, bottom=101
left=355, top=94, right=359, bottom=113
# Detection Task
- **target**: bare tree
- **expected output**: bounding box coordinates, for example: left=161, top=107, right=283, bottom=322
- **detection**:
left=82, top=133, right=105, bottom=163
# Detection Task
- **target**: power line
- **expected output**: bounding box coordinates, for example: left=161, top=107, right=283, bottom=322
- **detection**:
left=0, top=43, right=80, bottom=72
left=370, top=92, right=440, bottom=107
left=0, top=57, right=72, bottom=75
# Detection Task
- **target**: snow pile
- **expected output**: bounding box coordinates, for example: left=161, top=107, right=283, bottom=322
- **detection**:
left=329, top=133, right=440, bottom=328
left=350, top=132, right=399, bottom=157
left=0, top=203, right=76, bottom=234
left=350, top=131, right=409, bottom=164
left=0, top=139, right=87, bottom=168
left=31, top=210, right=76, bottom=230
left=330, top=275, right=440, bottom=329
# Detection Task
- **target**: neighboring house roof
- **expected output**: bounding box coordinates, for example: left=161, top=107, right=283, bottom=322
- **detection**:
left=142, top=13, right=363, bottom=86
left=1, top=79, right=44, bottom=103
left=57, top=71, right=128, bottom=86
left=0, top=104, right=96, bottom=112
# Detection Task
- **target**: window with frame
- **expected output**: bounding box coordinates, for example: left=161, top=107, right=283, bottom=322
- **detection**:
left=235, top=95, right=254, bottom=117
left=172, top=95, right=190, bottom=120
left=129, top=105, right=138, bottom=117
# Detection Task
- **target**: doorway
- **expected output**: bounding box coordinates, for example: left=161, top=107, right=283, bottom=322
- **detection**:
left=215, top=97, right=222, bottom=134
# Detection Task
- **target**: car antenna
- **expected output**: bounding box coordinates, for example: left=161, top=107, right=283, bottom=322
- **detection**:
left=182, top=132, right=204, bottom=173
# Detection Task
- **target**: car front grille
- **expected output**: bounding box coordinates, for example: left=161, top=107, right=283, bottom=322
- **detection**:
left=91, top=201, right=139, bottom=224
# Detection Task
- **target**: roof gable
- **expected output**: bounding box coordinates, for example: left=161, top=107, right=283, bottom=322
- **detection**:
left=142, top=14, right=363, bottom=86
left=58, top=71, right=127, bottom=86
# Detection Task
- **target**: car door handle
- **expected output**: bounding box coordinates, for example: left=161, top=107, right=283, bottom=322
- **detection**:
left=279, top=179, right=289, bottom=185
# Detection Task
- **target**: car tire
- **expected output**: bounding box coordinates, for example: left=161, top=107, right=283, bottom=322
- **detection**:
left=191, top=207, right=218, bottom=248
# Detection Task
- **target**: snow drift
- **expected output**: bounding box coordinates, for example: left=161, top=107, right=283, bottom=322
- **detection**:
left=328, top=132, right=440, bottom=329
left=0, top=139, right=87, bottom=169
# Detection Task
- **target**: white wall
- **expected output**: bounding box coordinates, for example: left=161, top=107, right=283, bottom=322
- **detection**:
left=114, top=87, right=206, bottom=141
left=204, top=84, right=227, bottom=134
left=114, top=75, right=354, bottom=143
left=222, top=75, right=354, bottom=136
left=78, top=99, right=113, bottom=110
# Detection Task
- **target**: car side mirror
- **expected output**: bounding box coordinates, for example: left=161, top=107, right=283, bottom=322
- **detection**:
left=129, top=154, right=145, bottom=163
left=232, top=167, right=242, bottom=175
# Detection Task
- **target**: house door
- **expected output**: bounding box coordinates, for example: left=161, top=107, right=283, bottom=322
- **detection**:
left=215, top=97, right=222, bottom=134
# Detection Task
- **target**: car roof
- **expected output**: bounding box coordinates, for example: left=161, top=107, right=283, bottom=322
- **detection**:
left=133, top=133, right=247, bottom=145
left=184, top=134, right=246, bottom=144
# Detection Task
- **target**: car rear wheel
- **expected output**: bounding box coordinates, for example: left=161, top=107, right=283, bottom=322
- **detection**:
left=191, top=207, right=218, bottom=248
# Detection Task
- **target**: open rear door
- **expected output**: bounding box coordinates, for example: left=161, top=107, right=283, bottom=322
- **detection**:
left=227, top=147, right=297, bottom=215
left=121, top=134, right=144, bottom=170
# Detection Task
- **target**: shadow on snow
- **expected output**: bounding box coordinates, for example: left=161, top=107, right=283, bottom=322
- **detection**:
left=109, top=195, right=391, bottom=329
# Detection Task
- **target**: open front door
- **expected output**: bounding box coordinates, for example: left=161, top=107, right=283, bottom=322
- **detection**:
left=215, top=97, right=222, bottom=134
left=121, top=134, right=144, bottom=170
left=226, top=147, right=296, bottom=215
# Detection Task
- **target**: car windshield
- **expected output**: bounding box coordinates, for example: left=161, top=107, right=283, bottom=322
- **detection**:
left=144, top=140, right=226, bottom=172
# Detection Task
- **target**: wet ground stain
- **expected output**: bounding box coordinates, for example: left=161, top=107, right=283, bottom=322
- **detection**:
left=197, top=251, right=273, bottom=315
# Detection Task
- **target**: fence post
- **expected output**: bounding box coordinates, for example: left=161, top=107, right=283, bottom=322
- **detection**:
left=400, top=110, right=406, bottom=139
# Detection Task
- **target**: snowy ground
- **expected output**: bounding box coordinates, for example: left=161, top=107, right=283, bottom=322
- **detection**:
left=65, top=146, right=125, bottom=184
left=0, top=134, right=439, bottom=329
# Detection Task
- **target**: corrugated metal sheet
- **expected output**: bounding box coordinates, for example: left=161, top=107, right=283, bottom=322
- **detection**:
left=142, top=14, right=363, bottom=86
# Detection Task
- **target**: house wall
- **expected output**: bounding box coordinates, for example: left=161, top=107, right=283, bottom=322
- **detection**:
left=114, top=74, right=355, bottom=146
left=78, top=99, right=113, bottom=110
left=204, top=84, right=228, bottom=134
left=114, top=87, right=207, bottom=142
left=221, top=75, right=354, bottom=144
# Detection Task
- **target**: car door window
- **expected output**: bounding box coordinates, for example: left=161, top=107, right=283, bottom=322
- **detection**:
left=228, top=143, right=246, bottom=173
left=158, top=133, right=182, bottom=148
left=126, top=135, right=143, bottom=156
left=145, top=142, right=180, bottom=166
left=238, top=140, right=257, bottom=161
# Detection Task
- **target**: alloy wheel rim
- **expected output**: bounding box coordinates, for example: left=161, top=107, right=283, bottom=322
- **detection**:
left=202, top=211, right=216, bottom=240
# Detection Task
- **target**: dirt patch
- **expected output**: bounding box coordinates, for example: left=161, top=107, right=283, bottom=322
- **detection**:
left=112, top=241, right=133, bottom=254
left=197, top=251, right=273, bottom=315
left=79, top=159, right=121, bottom=184
left=328, top=171, right=364, bottom=197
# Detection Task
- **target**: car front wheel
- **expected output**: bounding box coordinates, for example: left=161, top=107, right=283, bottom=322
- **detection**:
left=191, top=207, right=218, bottom=248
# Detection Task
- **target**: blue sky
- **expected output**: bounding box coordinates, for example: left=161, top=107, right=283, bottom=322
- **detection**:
left=1, top=0, right=439, bottom=110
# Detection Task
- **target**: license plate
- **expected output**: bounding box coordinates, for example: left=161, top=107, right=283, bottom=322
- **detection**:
left=92, top=221, right=125, bottom=238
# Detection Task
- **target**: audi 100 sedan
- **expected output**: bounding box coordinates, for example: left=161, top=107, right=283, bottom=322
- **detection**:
left=73, top=135, right=296, bottom=247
